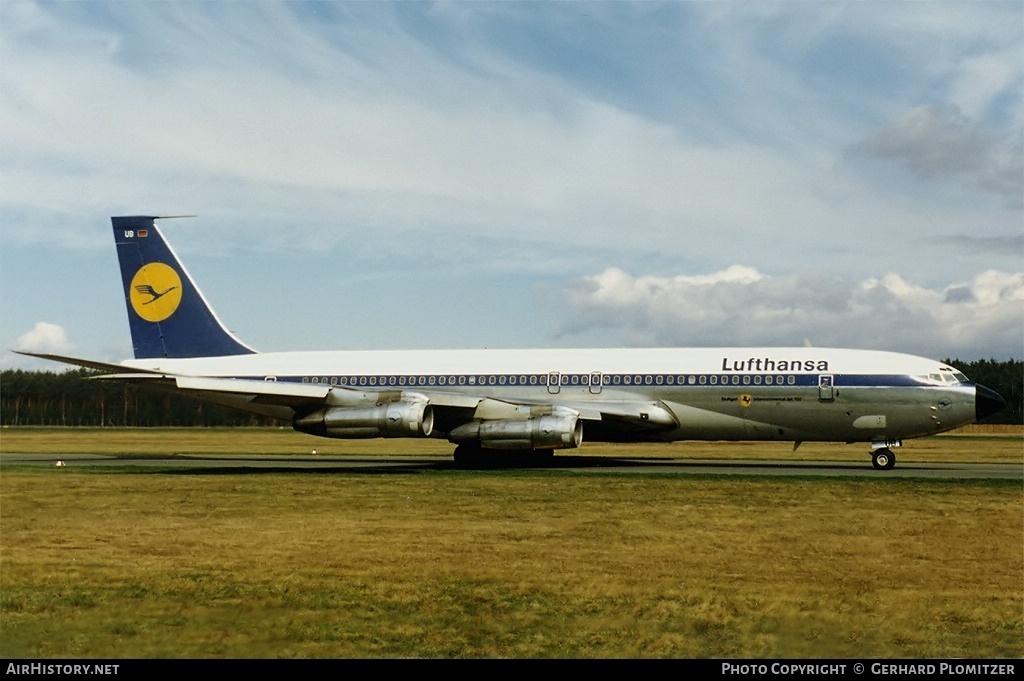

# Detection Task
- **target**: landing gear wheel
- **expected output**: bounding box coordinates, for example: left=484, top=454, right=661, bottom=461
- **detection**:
left=453, top=444, right=486, bottom=468
left=872, top=448, right=896, bottom=470
left=452, top=445, right=555, bottom=469
left=519, top=449, right=555, bottom=467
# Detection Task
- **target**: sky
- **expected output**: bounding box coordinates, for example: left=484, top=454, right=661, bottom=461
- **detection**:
left=2, top=0, right=1022, bottom=371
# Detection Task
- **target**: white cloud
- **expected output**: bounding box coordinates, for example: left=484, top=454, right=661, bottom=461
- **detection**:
left=559, top=267, right=1024, bottom=359
left=16, top=322, right=73, bottom=354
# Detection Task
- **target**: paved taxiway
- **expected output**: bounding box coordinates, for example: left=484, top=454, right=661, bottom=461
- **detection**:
left=2, top=453, right=1020, bottom=479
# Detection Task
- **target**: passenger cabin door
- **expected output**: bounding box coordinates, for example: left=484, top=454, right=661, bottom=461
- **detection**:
left=547, top=372, right=561, bottom=395
left=818, top=374, right=835, bottom=402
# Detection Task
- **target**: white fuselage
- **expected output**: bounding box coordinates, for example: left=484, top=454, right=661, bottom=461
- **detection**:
left=121, top=346, right=978, bottom=444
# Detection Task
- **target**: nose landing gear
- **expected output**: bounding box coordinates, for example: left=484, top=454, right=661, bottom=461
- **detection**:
left=871, top=447, right=896, bottom=470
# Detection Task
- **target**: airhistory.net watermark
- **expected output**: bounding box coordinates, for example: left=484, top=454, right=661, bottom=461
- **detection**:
left=5, top=664, right=118, bottom=676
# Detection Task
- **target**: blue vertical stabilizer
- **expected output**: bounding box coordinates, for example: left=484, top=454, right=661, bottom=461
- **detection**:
left=112, top=216, right=256, bottom=359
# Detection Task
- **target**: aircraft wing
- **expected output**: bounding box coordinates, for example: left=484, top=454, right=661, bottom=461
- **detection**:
left=158, top=377, right=678, bottom=433
left=80, top=373, right=478, bottom=421
left=115, top=371, right=677, bottom=437
left=14, top=352, right=678, bottom=440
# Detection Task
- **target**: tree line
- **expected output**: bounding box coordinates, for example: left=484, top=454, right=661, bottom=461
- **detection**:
left=1, top=359, right=1021, bottom=427
left=0, top=369, right=276, bottom=427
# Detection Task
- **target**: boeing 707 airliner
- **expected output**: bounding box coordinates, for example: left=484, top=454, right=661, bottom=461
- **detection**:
left=19, top=216, right=1006, bottom=469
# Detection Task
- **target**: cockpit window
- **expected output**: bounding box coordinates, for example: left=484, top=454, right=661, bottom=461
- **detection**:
left=935, top=367, right=971, bottom=383
left=924, top=371, right=968, bottom=384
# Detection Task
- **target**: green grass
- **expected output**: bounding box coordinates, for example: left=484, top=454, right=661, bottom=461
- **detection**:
left=1, top=427, right=1021, bottom=658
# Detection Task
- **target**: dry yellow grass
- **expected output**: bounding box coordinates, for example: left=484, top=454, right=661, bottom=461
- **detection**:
left=1, top=424, right=1021, bottom=462
left=1, top=427, right=1021, bottom=658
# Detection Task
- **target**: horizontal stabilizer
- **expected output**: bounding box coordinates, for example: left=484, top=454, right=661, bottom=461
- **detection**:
left=12, top=351, right=161, bottom=375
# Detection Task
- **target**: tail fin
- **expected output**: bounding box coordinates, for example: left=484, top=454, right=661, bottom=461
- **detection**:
left=112, top=216, right=255, bottom=359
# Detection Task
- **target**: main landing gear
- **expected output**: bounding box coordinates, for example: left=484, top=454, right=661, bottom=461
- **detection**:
left=871, top=447, right=896, bottom=470
left=452, top=444, right=555, bottom=469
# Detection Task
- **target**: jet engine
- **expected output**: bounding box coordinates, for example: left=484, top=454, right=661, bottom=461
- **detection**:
left=448, top=411, right=582, bottom=450
left=294, top=399, right=433, bottom=439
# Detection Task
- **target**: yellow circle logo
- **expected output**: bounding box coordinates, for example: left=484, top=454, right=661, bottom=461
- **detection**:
left=129, top=263, right=182, bottom=322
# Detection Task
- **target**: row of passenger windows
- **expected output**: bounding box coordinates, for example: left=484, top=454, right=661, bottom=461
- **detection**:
left=297, top=373, right=802, bottom=387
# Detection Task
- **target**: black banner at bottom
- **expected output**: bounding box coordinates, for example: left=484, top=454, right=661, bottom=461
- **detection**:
left=2, top=659, right=1022, bottom=677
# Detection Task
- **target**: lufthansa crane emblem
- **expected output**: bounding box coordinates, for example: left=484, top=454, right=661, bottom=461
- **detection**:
left=129, top=263, right=182, bottom=322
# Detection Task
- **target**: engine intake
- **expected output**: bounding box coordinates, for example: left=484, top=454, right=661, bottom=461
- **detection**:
left=295, top=400, right=434, bottom=439
left=449, top=412, right=582, bottom=450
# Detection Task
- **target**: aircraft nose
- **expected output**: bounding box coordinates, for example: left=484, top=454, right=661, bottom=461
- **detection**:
left=975, top=384, right=1006, bottom=422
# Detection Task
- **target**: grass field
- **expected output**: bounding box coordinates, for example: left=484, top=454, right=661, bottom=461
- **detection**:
left=2, top=424, right=1022, bottom=461
left=1, top=427, right=1021, bottom=659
